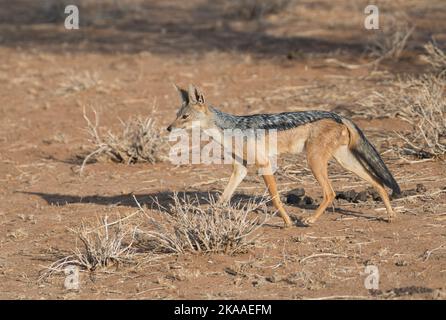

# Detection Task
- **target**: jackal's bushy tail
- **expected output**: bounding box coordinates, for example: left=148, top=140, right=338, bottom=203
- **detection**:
left=341, top=118, right=401, bottom=195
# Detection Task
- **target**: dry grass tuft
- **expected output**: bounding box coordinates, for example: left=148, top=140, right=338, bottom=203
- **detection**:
left=40, top=0, right=144, bottom=25
left=367, top=16, right=414, bottom=62
left=136, top=193, right=270, bottom=255
left=40, top=194, right=270, bottom=280
left=40, top=216, right=138, bottom=280
left=40, top=0, right=69, bottom=22
left=80, top=108, right=168, bottom=174
left=358, top=74, right=445, bottom=158
left=421, top=42, right=446, bottom=76
left=224, top=0, right=295, bottom=20
left=395, top=75, right=446, bottom=158
left=57, top=71, right=103, bottom=95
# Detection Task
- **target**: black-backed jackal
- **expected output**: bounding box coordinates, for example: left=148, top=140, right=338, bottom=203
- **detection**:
left=167, top=84, right=400, bottom=227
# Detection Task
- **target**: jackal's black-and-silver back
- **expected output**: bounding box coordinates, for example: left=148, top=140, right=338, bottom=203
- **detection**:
left=211, top=107, right=343, bottom=131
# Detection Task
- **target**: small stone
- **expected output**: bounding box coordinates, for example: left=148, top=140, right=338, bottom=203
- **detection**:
left=286, top=194, right=301, bottom=205
left=301, top=196, right=313, bottom=205
left=416, top=183, right=427, bottom=193
left=289, top=188, right=305, bottom=197
left=395, top=260, right=408, bottom=267
left=336, top=190, right=357, bottom=202
left=355, top=191, right=368, bottom=202
left=224, top=267, right=238, bottom=276
left=266, top=275, right=279, bottom=283
left=286, top=188, right=305, bottom=205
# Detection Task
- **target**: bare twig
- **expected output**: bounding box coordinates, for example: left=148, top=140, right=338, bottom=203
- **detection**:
left=422, top=243, right=446, bottom=262
left=299, top=253, right=349, bottom=264
left=367, top=16, right=414, bottom=63
left=421, top=41, right=446, bottom=76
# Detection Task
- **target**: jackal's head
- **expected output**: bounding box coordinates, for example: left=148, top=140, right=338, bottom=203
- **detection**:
left=167, top=84, right=212, bottom=132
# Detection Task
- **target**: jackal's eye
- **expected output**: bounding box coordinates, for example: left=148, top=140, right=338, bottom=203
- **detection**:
left=182, top=114, right=189, bottom=119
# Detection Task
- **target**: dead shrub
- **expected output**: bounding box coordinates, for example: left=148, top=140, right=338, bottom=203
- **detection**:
left=40, top=0, right=144, bottom=25
left=57, top=71, right=103, bottom=95
left=396, top=75, right=446, bottom=158
left=40, top=0, right=70, bottom=23
left=81, top=108, right=168, bottom=174
left=421, top=42, right=446, bottom=76
left=356, top=90, right=397, bottom=119
left=224, top=0, right=295, bottom=20
left=136, top=193, right=270, bottom=255
left=366, top=16, right=414, bottom=62
left=40, top=194, right=271, bottom=280
left=358, top=75, right=445, bottom=158
left=40, top=216, right=138, bottom=280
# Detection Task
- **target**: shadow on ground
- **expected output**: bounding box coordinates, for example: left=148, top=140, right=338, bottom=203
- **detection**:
left=0, top=0, right=381, bottom=57
left=21, top=190, right=385, bottom=225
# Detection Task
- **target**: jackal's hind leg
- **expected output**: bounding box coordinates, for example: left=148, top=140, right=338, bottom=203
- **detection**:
left=302, top=149, right=335, bottom=226
left=333, top=146, right=396, bottom=222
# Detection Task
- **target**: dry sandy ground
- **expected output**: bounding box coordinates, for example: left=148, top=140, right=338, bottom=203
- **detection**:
left=0, top=0, right=445, bottom=299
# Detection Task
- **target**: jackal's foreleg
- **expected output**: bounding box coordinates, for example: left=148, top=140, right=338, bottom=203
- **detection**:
left=262, top=174, right=293, bottom=227
left=219, top=162, right=247, bottom=204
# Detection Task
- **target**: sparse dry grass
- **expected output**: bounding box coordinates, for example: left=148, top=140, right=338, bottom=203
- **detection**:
left=421, top=42, right=446, bottom=76
left=80, top=107, right=168, bottom=174
left=40, top=216, right=138, bottom=280
left=136, top=193, right=270, bottom=255
left=40, top=0, right=145, bottom=25
left=40, top=194, right=271, bottom=280
left=57, top=71, right=102, bottom=95
left=357, top=88, right=400, bottom=119
left=358, top=74, right=445, bottom=159
left=395, top=75, right=446, bottom=158
left=40, top=0, right=70, bottom=22
left=223, top=0, right=295, bottom=20
left=367, top=16, right=414, bottom=63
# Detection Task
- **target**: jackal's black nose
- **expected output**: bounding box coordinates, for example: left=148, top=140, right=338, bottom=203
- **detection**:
left=166, top=125, right=172, bottom=132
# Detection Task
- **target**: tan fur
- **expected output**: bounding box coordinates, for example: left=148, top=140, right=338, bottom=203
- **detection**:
left=275, top=125, right=311, bottom=154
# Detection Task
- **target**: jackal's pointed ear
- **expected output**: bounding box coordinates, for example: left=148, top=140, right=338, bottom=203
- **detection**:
left=188, top=84, right=205, bottom=105
left=173, top=83, right=189, bottom=105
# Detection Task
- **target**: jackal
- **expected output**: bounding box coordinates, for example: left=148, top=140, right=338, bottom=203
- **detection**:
left=167, top=84, right=400, bottom=227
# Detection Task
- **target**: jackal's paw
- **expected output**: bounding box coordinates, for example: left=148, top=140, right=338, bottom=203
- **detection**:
left=386, top=213, right=396, bottom=223
left=301, top=216, right=317, bottom=227
left=283, top=221, right=293, bottom=228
